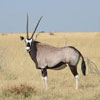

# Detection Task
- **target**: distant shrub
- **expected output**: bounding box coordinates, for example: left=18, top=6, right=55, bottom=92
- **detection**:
left=49, top=32, right=54, bottom=35
left=39, top=31, right=45, bottom=33
left=1, top=33, right=7, bottom=36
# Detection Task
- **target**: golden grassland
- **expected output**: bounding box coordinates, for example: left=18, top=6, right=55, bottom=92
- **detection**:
left=0, top=32, right=100, bottom=100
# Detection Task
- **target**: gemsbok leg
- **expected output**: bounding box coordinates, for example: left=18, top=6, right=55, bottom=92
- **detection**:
left=41, top=68, right=48, bottom=89
left=69, top=65, right=79, bottom=89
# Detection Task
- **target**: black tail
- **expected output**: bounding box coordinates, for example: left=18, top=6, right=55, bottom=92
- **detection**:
left=68, top=46, right=86, bottom=75
left=76, top=48, right=86, bottom=76
left=81, top=55, right=86, bottom=76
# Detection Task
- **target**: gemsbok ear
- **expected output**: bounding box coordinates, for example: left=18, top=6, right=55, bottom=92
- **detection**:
left=20, top=36, right=24, bottom=40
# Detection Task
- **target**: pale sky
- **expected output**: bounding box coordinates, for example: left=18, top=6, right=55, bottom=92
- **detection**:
left=0, top=0, right=100, bottom=33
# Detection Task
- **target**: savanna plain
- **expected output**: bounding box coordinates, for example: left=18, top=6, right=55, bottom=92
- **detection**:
left=0, top=32, right=100, bottom=100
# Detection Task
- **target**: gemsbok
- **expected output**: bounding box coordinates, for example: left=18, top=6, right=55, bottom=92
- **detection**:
left=20, top=15, right=86, bottom=89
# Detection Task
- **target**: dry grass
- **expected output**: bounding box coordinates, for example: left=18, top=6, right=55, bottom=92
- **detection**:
left=0, top=32, right=100, bottom=100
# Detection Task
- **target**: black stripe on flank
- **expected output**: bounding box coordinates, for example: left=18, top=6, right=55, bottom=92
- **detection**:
left=47, top=62, right=67, bottom=70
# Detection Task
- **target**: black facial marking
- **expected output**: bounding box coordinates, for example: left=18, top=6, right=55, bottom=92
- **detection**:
left=26, top=42, right=31, bottom=47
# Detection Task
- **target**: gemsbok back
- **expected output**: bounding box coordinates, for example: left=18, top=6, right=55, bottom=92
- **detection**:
left=20, top=15, right=86, bottom=89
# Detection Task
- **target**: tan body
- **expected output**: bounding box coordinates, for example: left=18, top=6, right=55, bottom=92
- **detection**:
left=29, top=41, right=80, bottom=69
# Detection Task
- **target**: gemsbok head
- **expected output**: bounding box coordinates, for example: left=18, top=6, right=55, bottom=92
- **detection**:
left=20, top=14, right=86, bottom=89
left=20, top=14, right=42, bottom=52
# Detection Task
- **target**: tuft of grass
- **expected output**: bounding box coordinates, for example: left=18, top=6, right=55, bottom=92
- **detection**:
left=2, top=84, right=36, bottom=99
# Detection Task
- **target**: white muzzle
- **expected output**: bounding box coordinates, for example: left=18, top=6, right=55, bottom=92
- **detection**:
left=26, top=47, right=30, bottom=52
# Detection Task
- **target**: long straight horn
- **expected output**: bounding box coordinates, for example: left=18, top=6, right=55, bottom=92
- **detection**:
left=31, top=16, right=43, bottom=39
left=26, top=14, right=29, bottom=39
